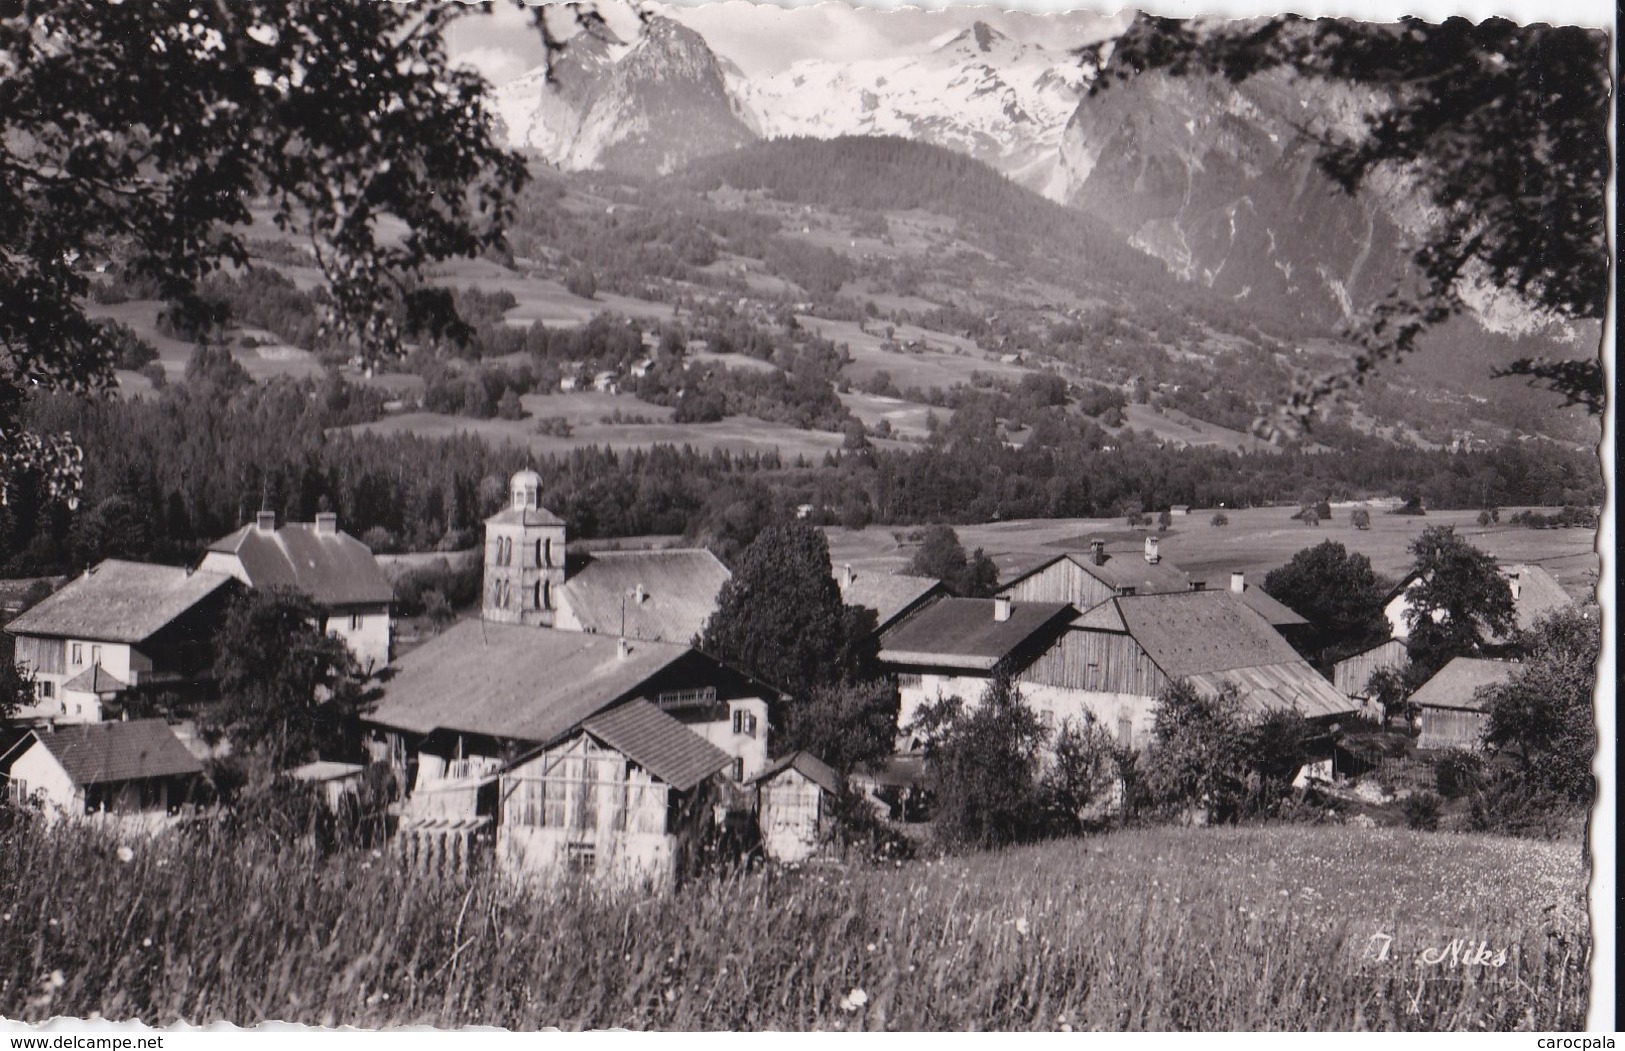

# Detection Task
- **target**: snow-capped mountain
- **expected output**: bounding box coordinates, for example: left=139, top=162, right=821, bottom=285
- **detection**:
left=490, top=18, right=754, bottom=176
left=728, top=22, right=1087, bottom=198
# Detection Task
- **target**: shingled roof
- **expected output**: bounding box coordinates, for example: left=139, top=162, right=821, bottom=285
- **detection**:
left=25, top=720, right=202, bottom=786
left=581, top=700, right=733, bottom=792
left=1506, top=564, right=1574, bottom=634
left=1206, top=581, right=1309, bottom=628
left=368, top=621, right=693, bottom=743
left=1411, top=657, right=1518, bottom=712
left=207, top=521, right=393, bottom=607
left=5, top=561, right=236, bottom=644
left=558, top=549, right=730, bottom=645
left=62, top=665, right=129, bottom=695
left=749, top=749, right=843, bottom=794
left=837, top=568, right=945, bottom=633
left=879, top=598, right=1073, bottom=670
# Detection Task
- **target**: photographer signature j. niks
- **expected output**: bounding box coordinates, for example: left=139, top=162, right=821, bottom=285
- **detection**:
left=1364, top=932, right=1510, bottom=968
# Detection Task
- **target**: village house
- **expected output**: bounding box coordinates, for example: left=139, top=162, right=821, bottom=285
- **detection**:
left=750, top=750, right=844, bottom=864
left=879, top=588, right=1355, bottom=757
left=0, top=719, right=204, bottom=825
left=199, top=511, right=393, bottom=670
left=1382, top=562, right=1572, bottom=643
left=366, top=621, right=775, bottom=885
left=835, top=563, right=947, bottom=636
left=1410, top=657, right=1517, bottom=751
left=555, top=549, right=731, bottom=645
left=5, top=560, right=240, bottom=725
left=879, top=595, right=1076, bottom=732
left=1001, top=537, right=1191, bottom=613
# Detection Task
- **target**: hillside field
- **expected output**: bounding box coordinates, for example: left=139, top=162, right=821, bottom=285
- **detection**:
left=0, top=819, right=1588, bottom=1030
left=826, top=507, right=1599, bottom=600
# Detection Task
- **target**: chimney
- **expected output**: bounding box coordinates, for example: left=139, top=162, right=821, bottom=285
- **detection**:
left=993, top=595, right=1012, bottom=622
left=1189, top=580, right=1205, bottom=592
left=617, top=637, right=631, bottom=660
left=1089, top=539, right=1106, bottom=566
left=315, top=511, right=338, bottom=536
left=1508, top=570, right=1521, bottom=601
left=1230, top=571, right=1245, bottom=594
left=256, top=510, right=276, bottom=533
left=1143, top=536, right=1160, bottom=564
left=841, top=563, right=855, bottom=589
left=634, top=583, right=647, bottom=605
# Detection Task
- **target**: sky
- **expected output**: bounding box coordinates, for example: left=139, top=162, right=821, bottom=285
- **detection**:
left=445, top=1, right=1129, bottom=84
left=444, top=0, right=1614, bottom=86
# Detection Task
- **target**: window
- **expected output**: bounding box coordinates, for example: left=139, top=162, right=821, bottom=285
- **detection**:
left=566, top=842, right=596, bottom=875
left=540, top=580, right=551, bottom=610
left=532, top=581, right=542, bottom=610
left=36, top=680, right=54, bottom=699
left=534, top=539, right=543, bottom=567
left=731, top=710, right=757, bottom=737
left=1116, top=713, right=1134, bottom=748
left=544, top=537, right=554, bottom=567
left=1119, top=586, right=1137, bottom=597
left=897, top=673, right=923, bottom=689
left=500, top=537, right=513, bottom=566
left=5, top=779, right=27, bottom=806
left=349, top=614, right=363, bottom=632
left=70, top=643, right=83, bottom=666
left=90, top=645, right=101, bottom=666
left=733, top=757, right=745, bottom=782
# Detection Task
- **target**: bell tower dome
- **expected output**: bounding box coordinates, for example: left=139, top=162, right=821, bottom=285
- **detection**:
left=482, top=469, right=566, bottom=625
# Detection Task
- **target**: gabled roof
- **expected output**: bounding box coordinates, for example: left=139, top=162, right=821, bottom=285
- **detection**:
left=5, top=560, right=235, bottom=644
left=1411, top=657, right=1518, bottom=711
left=25, top=719, right=203, bottom=786
left=879, top=598, right=1073, bottom=670
left=1184, top=664, right=1357, bottom=720
left=1208, top=582, right=1309, bottom=628
left=367, top=621, right=692, bottom=743
left=62, top=664, right=129, bottom=695
left=838, top=569, right=946, bottom=633
left=1112, top=591, right=1304, bottom=678
left=581, top=700, right=733, bottom=792
left=560, top=549, right=730, bottom=645
left=1506, top=564, right=1574, bottom=634
left=1004, top=550, right=1191, bottom=597
left=209, top=523, right=393, bottom=607
left=749, top=749, right=843, bottom=794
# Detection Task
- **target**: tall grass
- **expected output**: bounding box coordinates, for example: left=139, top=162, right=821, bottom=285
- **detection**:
left=0, top=819, right=1588, bottom=1030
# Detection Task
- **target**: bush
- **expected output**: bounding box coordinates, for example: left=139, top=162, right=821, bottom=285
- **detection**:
left=1401, top=790, right=1442, bottom=831
left=821, top=787, right=915, bottom=864
left=1465, top=772, right=1586, bottom=839
left=1210, top=511, right=1229, bottom=527
left=1434, top=748, right=1485, bottom=798
left=496, top=388, right=526, bottom=420
left=139, top=361, right=167, bottom=389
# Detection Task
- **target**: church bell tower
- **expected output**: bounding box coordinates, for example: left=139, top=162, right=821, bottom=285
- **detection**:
left=482, top=469, right=567, bottom=626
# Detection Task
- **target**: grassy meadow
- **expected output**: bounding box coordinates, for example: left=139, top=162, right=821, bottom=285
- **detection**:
left=0, top=820, right=1589, bottom=1030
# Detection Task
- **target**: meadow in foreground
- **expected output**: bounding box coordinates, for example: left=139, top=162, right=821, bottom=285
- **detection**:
left=0, top=820, right=1588, bottom=1030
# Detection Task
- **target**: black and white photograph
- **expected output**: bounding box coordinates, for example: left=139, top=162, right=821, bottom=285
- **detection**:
left=0, top=0, right=1612, bottom=1033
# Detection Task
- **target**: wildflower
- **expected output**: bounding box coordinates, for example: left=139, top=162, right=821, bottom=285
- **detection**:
left=48, top=918, right=58, bottom=927
left=839, top=987, right=869, bottom=1012
left=141, top=938, right=152, bottom=948
left=664, top=989, right=676, bottom=1003
left=866, top=942, right=877, bottom=952
left=1, top=913, right=10, bottom=922
left=116, top=846, right=135, bottom=863
left=1015, top=917, right=1030, bottom=937
left=46, top=970, right=65, bottom=991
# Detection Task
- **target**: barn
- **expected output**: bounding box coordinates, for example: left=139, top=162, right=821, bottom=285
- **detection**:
left=1411, top=657, right=1517, bottom=751
left=750, top=751, right=844, bottom=863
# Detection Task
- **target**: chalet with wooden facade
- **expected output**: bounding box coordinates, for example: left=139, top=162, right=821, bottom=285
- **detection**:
left=201, top=511, right=393, bottom=669
left=1411, top=657, right=1517, bottom=750
left=1002, top=537, right=1191, bottom=613
left=1332, top=638, right=1411, bottom=717
left=367, top=621, right=775, bottom=885
left=5, top=560, right=239, bottom=725
left=750, top=750, right=844, bottom=863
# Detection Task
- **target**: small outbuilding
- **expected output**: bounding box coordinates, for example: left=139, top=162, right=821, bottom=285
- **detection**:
left=750, top=751, right=844, bottom=864
left=0, top=719, right=204, bottom=824
left=1411, top=657, right=1517, bottom=751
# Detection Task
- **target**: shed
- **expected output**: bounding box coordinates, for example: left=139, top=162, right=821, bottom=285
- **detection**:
left=1411, top=657, right=1517, bottom=750
left=750, top=751, right=844, bottom=863
left=0, top=719, right=203, bottom=822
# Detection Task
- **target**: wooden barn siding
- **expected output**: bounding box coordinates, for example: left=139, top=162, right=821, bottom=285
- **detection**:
left=1020, top=630, right=1167, bottom=697
left=1418, top=708, right=1488, bottom=751
left=1334, top=640, right=1408, bottom=696
left=1007, top=562, right=1114, bottom=612
left=13, top=635, right=64, bottom=676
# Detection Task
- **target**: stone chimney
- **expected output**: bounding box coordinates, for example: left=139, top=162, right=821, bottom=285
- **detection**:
left=1231, top=571, right=1245, bottom=594
left=841, top=563, right=855, bottom=589
left=1508, top=569, right=1522, bottom=601
left=993, top=595, right=1012, bottom=622
left=255, top=510, right=276, bottom=533
left=315, top=512, right=338, bottom=536
left=1089, top=539, right=1106, bottom=566
left=1143, top=536, right=1160, bottom=564
left=617, top=637, right=631, bottom=660
left=634, top=583, right=647, bottom=605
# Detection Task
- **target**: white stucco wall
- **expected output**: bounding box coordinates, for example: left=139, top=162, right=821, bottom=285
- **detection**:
left=898, top=673, right=992, bottom=731
left=683, top=698, right=771, bottom=781
left=7, top=744, right=81, bottom=820
left=899, top=676, right=1156, bottom=750
left=326, top=608, right=391, bottom=671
